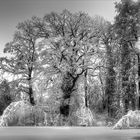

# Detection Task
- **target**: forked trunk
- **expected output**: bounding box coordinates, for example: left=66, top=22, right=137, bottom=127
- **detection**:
left=70, top=73, right=94, bottom=126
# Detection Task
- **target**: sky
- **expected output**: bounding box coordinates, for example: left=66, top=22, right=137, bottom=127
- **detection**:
left=0, top=0, right=120, bottom=56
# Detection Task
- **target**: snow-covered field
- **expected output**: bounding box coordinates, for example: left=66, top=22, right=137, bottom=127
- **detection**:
left=0, top=127, right=139, bottom=140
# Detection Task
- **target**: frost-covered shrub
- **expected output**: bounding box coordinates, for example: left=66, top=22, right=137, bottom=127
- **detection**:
left=0, top=101, right=47, bottom=126
left=69, top=106, right=94, bottom=126
left=113, top=110, right=140, bottom=129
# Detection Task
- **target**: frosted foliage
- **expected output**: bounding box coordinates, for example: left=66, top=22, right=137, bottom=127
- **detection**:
left=0, top=101, right=47, bottom=126
left=0, top=102, right=20, bottom=126
left=113, top=110, right=140, bottom=129
left=70, top=106, right=94, bottom=126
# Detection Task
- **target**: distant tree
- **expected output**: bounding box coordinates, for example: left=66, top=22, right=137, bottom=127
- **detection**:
left=103, top=26, right=117, bottom=118
left=114, top=0, right=140, bottom=111
left=89, top=16, right=118, bottom=117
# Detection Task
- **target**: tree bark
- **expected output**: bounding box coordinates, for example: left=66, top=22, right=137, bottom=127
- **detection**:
left=60, top=71, right=78, bottom=117
left=70, top=73, right=93, bottom=126
left=60, top=71, right=93, bottom=126
left=28, top=71, right=35, bottom=106
left=121, top=43, right=131, bottom=113
left=29, top=84, right=35, bottom=105
left=137, top=54, right=140, bottom=109
left=104, top=44, right=116, bottom=117
left=84, top=70, right=88, bottom=107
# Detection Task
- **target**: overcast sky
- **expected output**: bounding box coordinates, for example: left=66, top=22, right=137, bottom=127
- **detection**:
left=0, top=0, right=120, bottom=56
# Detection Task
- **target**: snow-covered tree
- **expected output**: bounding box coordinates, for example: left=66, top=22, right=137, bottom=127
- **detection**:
left=37, top=10, right=98, bottom=125
left=0, top=17, right=49, bottom=105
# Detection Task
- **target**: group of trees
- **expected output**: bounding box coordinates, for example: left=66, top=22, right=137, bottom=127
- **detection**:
left=111, top=0, right=140, bottom=117
left=100, top=0, right=140, bottom=118
left=0, top=0, right=140, bottom=124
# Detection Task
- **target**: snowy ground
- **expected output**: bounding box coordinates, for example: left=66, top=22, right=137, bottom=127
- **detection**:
left=0, top=127, right=139, bottom=140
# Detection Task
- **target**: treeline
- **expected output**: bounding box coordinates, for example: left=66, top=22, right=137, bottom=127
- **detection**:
left=0, top=0, right=140, bottom=122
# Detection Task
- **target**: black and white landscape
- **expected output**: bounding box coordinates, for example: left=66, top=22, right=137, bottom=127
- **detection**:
left=0, top=0, right=140, bottom=139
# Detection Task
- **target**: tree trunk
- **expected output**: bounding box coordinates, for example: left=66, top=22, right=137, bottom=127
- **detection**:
left=60, top=71, right=78, bottom=118
left=137, top=54, right=140, bottom=109
left=98, top=70, right=106, bottom=111
left=60, top=71, right=93, bottom=126
left=104, top=44, right=116, bottom=118
left=70, top=73, right=93, bottom=126
left=84, top=70, right=88, bottom=107
left=121, top=43, right=131, bottom=113
left=29, top=84, right=35, bottom=105
left=28, top=72, right=35, bottom=106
